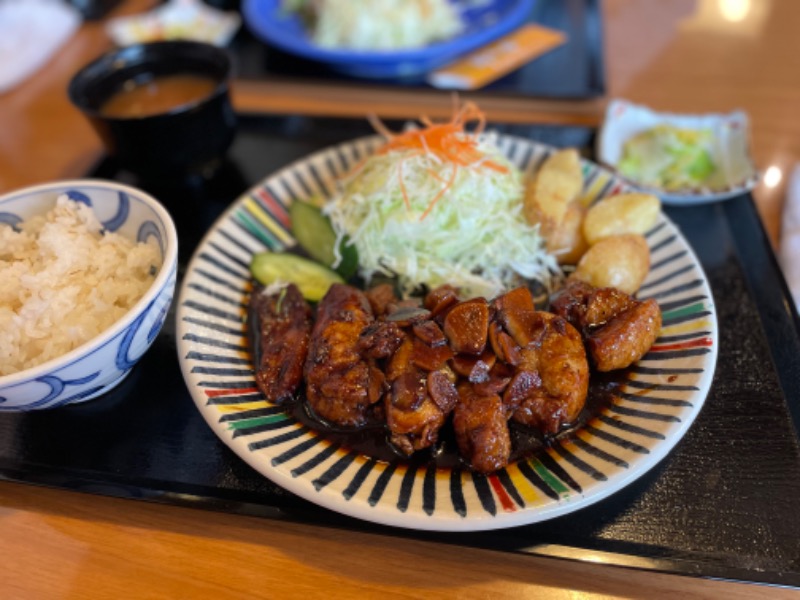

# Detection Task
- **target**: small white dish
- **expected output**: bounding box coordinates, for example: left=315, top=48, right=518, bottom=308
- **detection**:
left=597, top=99, right=758, bottom=206
left=107, top=0, right=241, bottom=47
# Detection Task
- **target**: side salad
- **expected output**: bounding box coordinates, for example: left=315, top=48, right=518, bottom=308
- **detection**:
left=617, top=125, right=719, bottom=191
left=324, top=102, right=557, bottom=299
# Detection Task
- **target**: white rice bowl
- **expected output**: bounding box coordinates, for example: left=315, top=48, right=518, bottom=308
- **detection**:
left=0, top=180, right=177, bottom=410
left=0, top=195, right=160, bottom=376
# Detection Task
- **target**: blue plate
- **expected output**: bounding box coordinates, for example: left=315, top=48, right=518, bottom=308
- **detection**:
left=242, top=0, right=535, bottom=79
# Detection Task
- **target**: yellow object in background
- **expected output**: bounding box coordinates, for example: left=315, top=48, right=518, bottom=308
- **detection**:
left=428, top=24, right=567, bottom=90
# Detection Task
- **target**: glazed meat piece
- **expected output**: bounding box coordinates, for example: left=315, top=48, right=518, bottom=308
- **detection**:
left=583, top=287, right=637, bottom=326
left=511, top=311, right=589, bottom=434
left=502, top=369, right=541, bottom=416
left=385, top=368, right=449, bottom=455
left=409, top=335, right=454, bottom=372
left=365, top=283, right=398, bottom=317
left=588, top=298, right=662, bottom=371
left=357, top=320, right=404, bottom=360
left=453, top=383, right=511, bottom=474
left=488, top=321, right=522, bottom=366
left=491, top=287, right=589, bottom=434
left=412, top=320, right=448, bottom=347
left=443, top=297, right=490, bottom=355
left=551, top=279, right=662, bottom=371
left=385, top=302, right=429, bottom=326
left=304, top=284, right=379, bottom=427
left=550, top=279, right=634, bottom=330
left=493, top=286, right=538, bottom=346
left=451, top=350, right=496, bottom=382
left=423, top=284, right=460, bottom=319
left=250, top=283, right=312, bottom=404
left=384, top=334, right=456, bottom=455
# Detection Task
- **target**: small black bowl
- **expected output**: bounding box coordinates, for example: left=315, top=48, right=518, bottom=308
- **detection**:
left=68, top=41, right=237, bottom=180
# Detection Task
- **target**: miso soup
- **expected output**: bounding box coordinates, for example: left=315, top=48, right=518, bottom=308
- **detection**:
left=100, top=74, right=218, bottom=118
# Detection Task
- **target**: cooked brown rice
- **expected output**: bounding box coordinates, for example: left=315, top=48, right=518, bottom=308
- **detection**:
left=0, top=195, right=161, bottom=376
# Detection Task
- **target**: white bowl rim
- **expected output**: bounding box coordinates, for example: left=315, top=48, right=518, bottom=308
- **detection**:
left=0, top=178, right=178, bottom=388
left=596, top=98, right=759, bottom=199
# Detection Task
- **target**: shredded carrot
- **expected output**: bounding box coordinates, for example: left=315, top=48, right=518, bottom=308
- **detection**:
left=424, top=167, right=449, bottom=184
left=420, top=162, right=459, bottom=221
left=366, top=101, right=509, bottom=220
left=367, top=112, right=394, bottom=139
left=398, top=157, right=410, bottom=210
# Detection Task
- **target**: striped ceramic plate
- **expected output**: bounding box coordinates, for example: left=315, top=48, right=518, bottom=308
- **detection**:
left=176, top=134, right=718, bottom=531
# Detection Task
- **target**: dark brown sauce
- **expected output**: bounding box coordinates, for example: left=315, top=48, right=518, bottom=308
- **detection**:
left=100, top=74, right=218, bottom=118
left=284, top=371, right=626, bottom=469
left=247, top=301, right=626, bottom=469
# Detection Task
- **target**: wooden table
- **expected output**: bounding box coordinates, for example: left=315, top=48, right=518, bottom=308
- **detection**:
left=2, top=1, right=799, bottom=597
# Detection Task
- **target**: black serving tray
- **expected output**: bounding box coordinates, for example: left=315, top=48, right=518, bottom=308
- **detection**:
left=233, top=0, right=606, bottom=98
left=2, top=114, right=800, bottom=587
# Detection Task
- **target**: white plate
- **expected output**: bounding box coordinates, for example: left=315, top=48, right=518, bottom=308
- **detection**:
left=597, top=99, right=758, bottom=206
left=107, top=0, right=241, bottom=47
left=176, top=134, right=718, bottom=531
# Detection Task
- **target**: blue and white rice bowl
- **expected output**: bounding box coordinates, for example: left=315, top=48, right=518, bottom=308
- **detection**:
left=0, top=180, right=178, bottom=410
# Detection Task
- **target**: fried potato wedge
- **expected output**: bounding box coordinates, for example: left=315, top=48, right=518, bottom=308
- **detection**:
left=547, top=201, right=589, bottom=265
left=583, top=192, right=661, bottom=246
left=572, top=233, right=650, bottom=294
left=524, top=148, right=583, bottom=231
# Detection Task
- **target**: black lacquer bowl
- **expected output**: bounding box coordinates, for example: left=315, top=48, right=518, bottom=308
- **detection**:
left=68, top=40, right=237, bottom=180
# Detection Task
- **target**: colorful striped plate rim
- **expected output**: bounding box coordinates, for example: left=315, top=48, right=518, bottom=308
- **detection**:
left=176, top=133, right=718, bottom=531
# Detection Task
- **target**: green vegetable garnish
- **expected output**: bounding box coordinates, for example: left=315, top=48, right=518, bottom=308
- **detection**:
left=289, top=200, right=358, bottom=280
left=250, top=252, right=343, bottom=302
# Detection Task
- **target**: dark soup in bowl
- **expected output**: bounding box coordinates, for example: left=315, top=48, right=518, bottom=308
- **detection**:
left=68, top=41, right=236, bottom=180
left=99, top=74, right=219, bottom=118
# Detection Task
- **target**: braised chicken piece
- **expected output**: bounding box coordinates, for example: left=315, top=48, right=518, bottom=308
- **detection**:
left=502, top=369, right=541, bottom=417
left=386, top=369, right=450, bottom=455
left=453, top=383, right=511, bottom=474
left=473, top=361, right=515, bottom=399
left=550, top=279, right=634, bottom=328
left=551, top=279, right=662, bottom=371
left=493, top=287, right=590, bottom=434
left=450, top=350, right=496, bottom=383
left=304, top=284, right=381, bottom=427
left=365, top=283, right=398, bottom=317
left=588, top=299, right=662, bottom=371
left=423, top=284, right=460, bottom=320
left=250, top=283, right=312, bottom=404
left=254, top=278, right=638, bottom=473
left=493, top=286, right=539, bottom=346
left=512, top=312, right=589, bottom=434
left=383, top=334, right=456, bottom=455
left=357, top=320, right=404, bottom=360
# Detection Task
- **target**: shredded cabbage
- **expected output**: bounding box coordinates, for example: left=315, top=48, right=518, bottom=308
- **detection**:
left=324, top=134, right=558, bottom=299
left=618, top=125, right=719, bottom=191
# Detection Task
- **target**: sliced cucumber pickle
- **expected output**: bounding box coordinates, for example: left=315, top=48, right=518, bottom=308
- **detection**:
left=289, top=200, right=358, bottom=280
left=250, top=252, right=344, bottom=302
